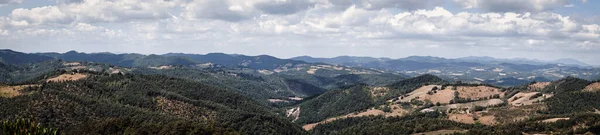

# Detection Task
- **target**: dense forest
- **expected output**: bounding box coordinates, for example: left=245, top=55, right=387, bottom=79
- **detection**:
left=296, top=85, right=376, bottom=124
left=0, top=71, right=305, bottom=134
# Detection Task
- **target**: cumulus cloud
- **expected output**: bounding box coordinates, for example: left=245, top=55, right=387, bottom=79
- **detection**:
left=454, top=0, right=572, bottom=12
left=3, top=0, right=180, bottom=27
left=182, top=0, right=254, bottom=22
left=356, top=0, right=443, bottom=10
left=0, top=0, right=599, bottom=65
left=254, top=0, right=317, bottom=15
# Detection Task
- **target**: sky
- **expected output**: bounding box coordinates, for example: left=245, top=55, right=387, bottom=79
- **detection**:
left=0, top=0, right=599, bottom=65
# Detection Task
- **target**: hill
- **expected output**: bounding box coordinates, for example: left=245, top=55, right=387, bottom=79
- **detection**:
left=0, top=72, right=305, bottom=134
left=0, top=49, right=54, bottom=65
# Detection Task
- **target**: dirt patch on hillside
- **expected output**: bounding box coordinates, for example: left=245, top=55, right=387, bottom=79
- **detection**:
left=413, top=130, right=467, bottom=135
left=47, top=73, right=87, bottom=82
left=448, top=113, right=496, bottom=125
left=478, top=115, right=497, bottom=125
left=456, top=86, right=503, bottom=100
left=306, top=68, right=318, bottom=74
left=449, top=114, right=475, bottom=124
left=584, top=82, right=600, bottom=92
left=156, top=96, right=215, bottom=120
left=529, top=82, right=550, bottom=91
left=541, top=118, right=570, bottom=123
left=302, top=105, right=408, bottom=131
left=0, top=85, right=38, bottom=98
left=268, top=99, right=289, bottom=103
left=508, top=92, right=552, bottom=106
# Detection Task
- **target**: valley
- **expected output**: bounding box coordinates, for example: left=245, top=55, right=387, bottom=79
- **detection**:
left=1, top=49, right=600, bottom=134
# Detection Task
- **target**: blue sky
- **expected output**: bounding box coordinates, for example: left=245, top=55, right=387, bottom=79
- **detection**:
left=0, top=0, right=599, bottom=65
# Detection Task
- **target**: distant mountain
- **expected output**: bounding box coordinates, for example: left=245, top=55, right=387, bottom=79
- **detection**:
left=550, top=58, right=591, bottom=67
left=0, top=49, right=54, bottom=65
left=291, top=56, right=391, bottom=65
left=289, top=55, right=600, bottom=85
left=164, top=53, right=307, bottom=70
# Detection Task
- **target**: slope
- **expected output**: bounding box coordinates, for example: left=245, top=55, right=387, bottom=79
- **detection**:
left=0, top=72, right=305, bottom=134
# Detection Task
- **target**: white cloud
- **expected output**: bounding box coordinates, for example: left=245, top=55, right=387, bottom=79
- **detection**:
left=454, top=0, right=571, bottom=12
left=0, top=0, right=599, bottom=65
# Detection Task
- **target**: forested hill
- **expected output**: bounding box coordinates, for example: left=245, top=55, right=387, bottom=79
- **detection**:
left=0, top=71, right=305, bottom=134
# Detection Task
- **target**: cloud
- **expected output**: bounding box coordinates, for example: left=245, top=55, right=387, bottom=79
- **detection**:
left=3, top=0, right=180, bottom=27
left=356, top=0, right=444, bottom=10
left=0, top=0, right=22, bottom=5
left=182, top=0, right=253, bottom=22
left=0, top=0, right=599, bottom=65
left=454, top=0, right=571, bottom=12
left=254, top=0, right=317, bottom=15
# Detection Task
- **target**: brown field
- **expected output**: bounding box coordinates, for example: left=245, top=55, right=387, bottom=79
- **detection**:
left=478, top=115, right=497, bottom=125
left=540, top=118, right=570, bottom=123
left=0, top=85, right=37, bottom=98
left=584, top=82, right=600, bottom=92
left=412, top=130, right=467, bottom=135
left=449, top=114, right=475, bottom=124
left=448, top=113, right=496, bottom=125
left=46, top=73, right=87, bottom=82
left=508, top=92, right=552, bottom=106
left=303, top=105, right=408, bottom=131
left=419, top=88, right=455, bottom=104
left=529, top=82, right=550, bottom=91
left=456, top=86, right=503, bottom=100
left=398, top=85, right=441, bottom=102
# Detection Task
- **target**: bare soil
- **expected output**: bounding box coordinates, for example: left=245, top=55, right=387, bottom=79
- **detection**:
left=508, top=92, right=552, bottom=106
left=541, top=118, right=570, bottom=123
left=302, top=105, right=408, bottom=131
left=46, top=73, right=87, bottom=82
left=584, top=82, right=600, bottom=92
left=0, top=85, right=38, bottom=98
left=456, top=86, right=503, bottom=100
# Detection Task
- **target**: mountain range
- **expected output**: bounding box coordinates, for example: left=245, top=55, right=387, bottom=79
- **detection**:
left=2, top=49, right=600, bottom=134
